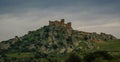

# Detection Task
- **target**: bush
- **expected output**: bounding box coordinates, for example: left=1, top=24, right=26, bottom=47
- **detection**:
left=65, top=53, right=81, bottom=62
left=84, top=51, right=112, bottom=62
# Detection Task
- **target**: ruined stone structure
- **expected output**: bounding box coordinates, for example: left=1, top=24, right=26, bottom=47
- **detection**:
left=49, top=19, right=72, bottom=29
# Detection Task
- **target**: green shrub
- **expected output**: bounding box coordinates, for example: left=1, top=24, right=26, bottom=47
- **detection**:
left=84, top=51, right=112, bottom=62
left=65, top=53, right=81, bottom=62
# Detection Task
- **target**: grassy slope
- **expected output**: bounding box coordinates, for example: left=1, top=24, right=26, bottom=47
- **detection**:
left=96, top=39, right=120, bottom=51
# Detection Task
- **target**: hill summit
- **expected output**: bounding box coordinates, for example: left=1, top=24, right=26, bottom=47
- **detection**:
left=0, top=19, right=117, bottom=54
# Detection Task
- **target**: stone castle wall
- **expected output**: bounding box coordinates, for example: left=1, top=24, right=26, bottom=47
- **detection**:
left=49, top=19, right=72, bottom=29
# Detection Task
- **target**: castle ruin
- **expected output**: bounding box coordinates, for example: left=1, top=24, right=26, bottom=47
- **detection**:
left=49, top=19, right=72, bottom=29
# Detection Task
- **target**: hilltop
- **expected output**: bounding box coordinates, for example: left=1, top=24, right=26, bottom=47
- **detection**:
left=0, top=19, right=117, bottom=53
left=0, top=19, right=119, bottom=62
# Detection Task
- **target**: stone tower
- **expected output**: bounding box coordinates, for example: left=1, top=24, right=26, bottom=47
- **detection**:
left=61, top=19, right=65, bottom=25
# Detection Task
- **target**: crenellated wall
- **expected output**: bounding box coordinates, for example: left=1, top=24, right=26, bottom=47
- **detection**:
left=49, top=19, right=72, bottom=29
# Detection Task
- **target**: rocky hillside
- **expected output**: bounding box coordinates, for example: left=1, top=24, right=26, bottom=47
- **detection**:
left=0, top=19, right=117, bottom=54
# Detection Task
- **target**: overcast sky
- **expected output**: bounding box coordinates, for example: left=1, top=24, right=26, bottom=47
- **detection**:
left=0, top=0, right=120, bottom=41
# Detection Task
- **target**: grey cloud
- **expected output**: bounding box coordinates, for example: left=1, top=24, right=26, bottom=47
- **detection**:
left=0, top=0, right=120, bottom=41
left=0, top=0, right=120, bottom=14
left=0, top=9, right=120, bottom=41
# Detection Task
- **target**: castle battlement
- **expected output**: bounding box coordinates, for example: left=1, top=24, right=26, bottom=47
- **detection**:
left=49, top=19, right=72, bottom=29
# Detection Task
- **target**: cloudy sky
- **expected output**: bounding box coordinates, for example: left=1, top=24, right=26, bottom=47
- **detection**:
left=0, top=0, right=120, bottom=41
